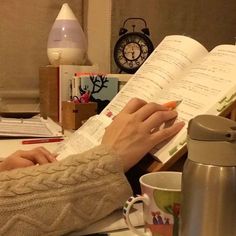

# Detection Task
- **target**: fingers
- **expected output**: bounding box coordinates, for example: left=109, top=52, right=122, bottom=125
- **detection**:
left=134, top=102, right=169, bottom=121
left=35, top=147, right=57, bottom=163
left=151, top=121, right=185, bottom=144
left=144, top=110, right=178, bottom=131
left=0, top=147, right=57, bottom=171
left=20, top=147, right=57, bottom=165
left=121, top=98, right=170, bottom=123
left=20, top=150, right=48, bottom=165
left=121, top=98, right=147, bottom=114
left=102, top=98, right=185, bottom=172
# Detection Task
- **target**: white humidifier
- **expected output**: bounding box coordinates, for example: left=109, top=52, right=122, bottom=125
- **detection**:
left=47, top=3, right=87, bottom=66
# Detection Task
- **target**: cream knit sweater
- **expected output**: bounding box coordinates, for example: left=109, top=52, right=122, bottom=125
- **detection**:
left=0, top=145, right=132, bottom=236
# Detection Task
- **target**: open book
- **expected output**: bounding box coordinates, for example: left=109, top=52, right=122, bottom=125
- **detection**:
left=57, top=35, right=236, bottom=164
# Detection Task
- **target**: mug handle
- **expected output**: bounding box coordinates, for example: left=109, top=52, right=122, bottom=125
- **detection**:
left=123, top=194, right=150, bottom=236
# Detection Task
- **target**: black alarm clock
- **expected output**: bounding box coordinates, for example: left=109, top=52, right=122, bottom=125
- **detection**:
left=114, top=18, right=154, bottom=74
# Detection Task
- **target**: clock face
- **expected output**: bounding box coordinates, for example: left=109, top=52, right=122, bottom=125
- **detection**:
left=114, top=32, right=154, bottom=73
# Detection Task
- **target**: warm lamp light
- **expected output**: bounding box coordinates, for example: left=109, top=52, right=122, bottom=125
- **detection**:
left=47, top=3, right=87, bottom=66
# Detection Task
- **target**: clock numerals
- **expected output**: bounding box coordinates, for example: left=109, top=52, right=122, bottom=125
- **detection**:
left=128, top=61, right=134, bottom=68
left=135, top=60, right=141, bottom=66
left=140, top=53, right=148, bottom=61
left=141, top=44, right=149, bottom=53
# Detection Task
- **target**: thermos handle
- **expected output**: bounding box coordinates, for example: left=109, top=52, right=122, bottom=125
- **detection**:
left=123, top=194, right=150, bottom=236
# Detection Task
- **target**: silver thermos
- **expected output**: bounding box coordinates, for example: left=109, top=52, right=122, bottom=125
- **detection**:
left=180, top=115, right=236, bottom=236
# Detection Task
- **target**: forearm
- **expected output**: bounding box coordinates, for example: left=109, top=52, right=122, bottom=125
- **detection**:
left=0, top=145, right=132, bottom=236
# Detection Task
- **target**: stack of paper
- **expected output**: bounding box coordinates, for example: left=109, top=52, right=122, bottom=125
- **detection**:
left=0, top=115, right=62, bottom=138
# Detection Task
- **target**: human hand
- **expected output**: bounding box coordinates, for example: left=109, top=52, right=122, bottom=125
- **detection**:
left=0, top=147, right=57, bottom=172
left=102, top=98, right=185, bottom=172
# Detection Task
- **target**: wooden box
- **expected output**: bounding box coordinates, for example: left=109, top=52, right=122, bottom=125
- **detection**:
left=39, top=66, right=59, bottom=121
left=39, top=65, right=99, bottom=123
left=62, top=101, right=97, bottom=130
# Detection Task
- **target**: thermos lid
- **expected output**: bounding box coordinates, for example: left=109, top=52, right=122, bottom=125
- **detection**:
left=187, top=115, right=236, bottom=166
left=188, top=115, right=236, bottom=142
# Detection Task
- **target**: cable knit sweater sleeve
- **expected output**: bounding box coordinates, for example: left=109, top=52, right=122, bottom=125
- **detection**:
left=0, top=145, right=132, bottom=236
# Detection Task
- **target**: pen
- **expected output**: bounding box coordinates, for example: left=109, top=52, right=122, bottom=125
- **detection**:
left=22, top=138, right=64, bottom=145
left=163, top=100, right=182, bottom=110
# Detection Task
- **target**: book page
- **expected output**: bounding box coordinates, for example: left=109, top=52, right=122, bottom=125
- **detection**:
left=57, top=114, right=112, bottom=160
left=154, top=44, right=236, bottom=163
left=57, top=35, right=207, bottom=159
left=57, top=35, right=208, bottom=160
left=102, top=35, right=208, bottom=117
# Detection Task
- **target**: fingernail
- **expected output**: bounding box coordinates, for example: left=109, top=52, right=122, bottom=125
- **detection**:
left=51, top=156, right=58, bottom=162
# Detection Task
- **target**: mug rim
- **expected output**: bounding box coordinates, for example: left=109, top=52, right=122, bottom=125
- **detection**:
left=139, top=171, right=182, bottom=192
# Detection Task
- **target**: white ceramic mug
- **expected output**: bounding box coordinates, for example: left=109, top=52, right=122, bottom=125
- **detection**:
left=123, top=171, right=182, bottom=236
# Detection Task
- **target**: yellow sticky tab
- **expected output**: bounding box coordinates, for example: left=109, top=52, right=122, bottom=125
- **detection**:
left=218, top=97, right=227, bottom=104
left=179, top=139, right=187, bottom=146
left=217, top=105, right=226, bottom=112
left=169, top=146, right=178, bottom=156
left=225, top=93, right=236, bottom=102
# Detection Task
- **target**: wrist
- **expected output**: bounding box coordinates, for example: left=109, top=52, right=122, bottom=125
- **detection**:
left=99, top=144, right=128, bottom=172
